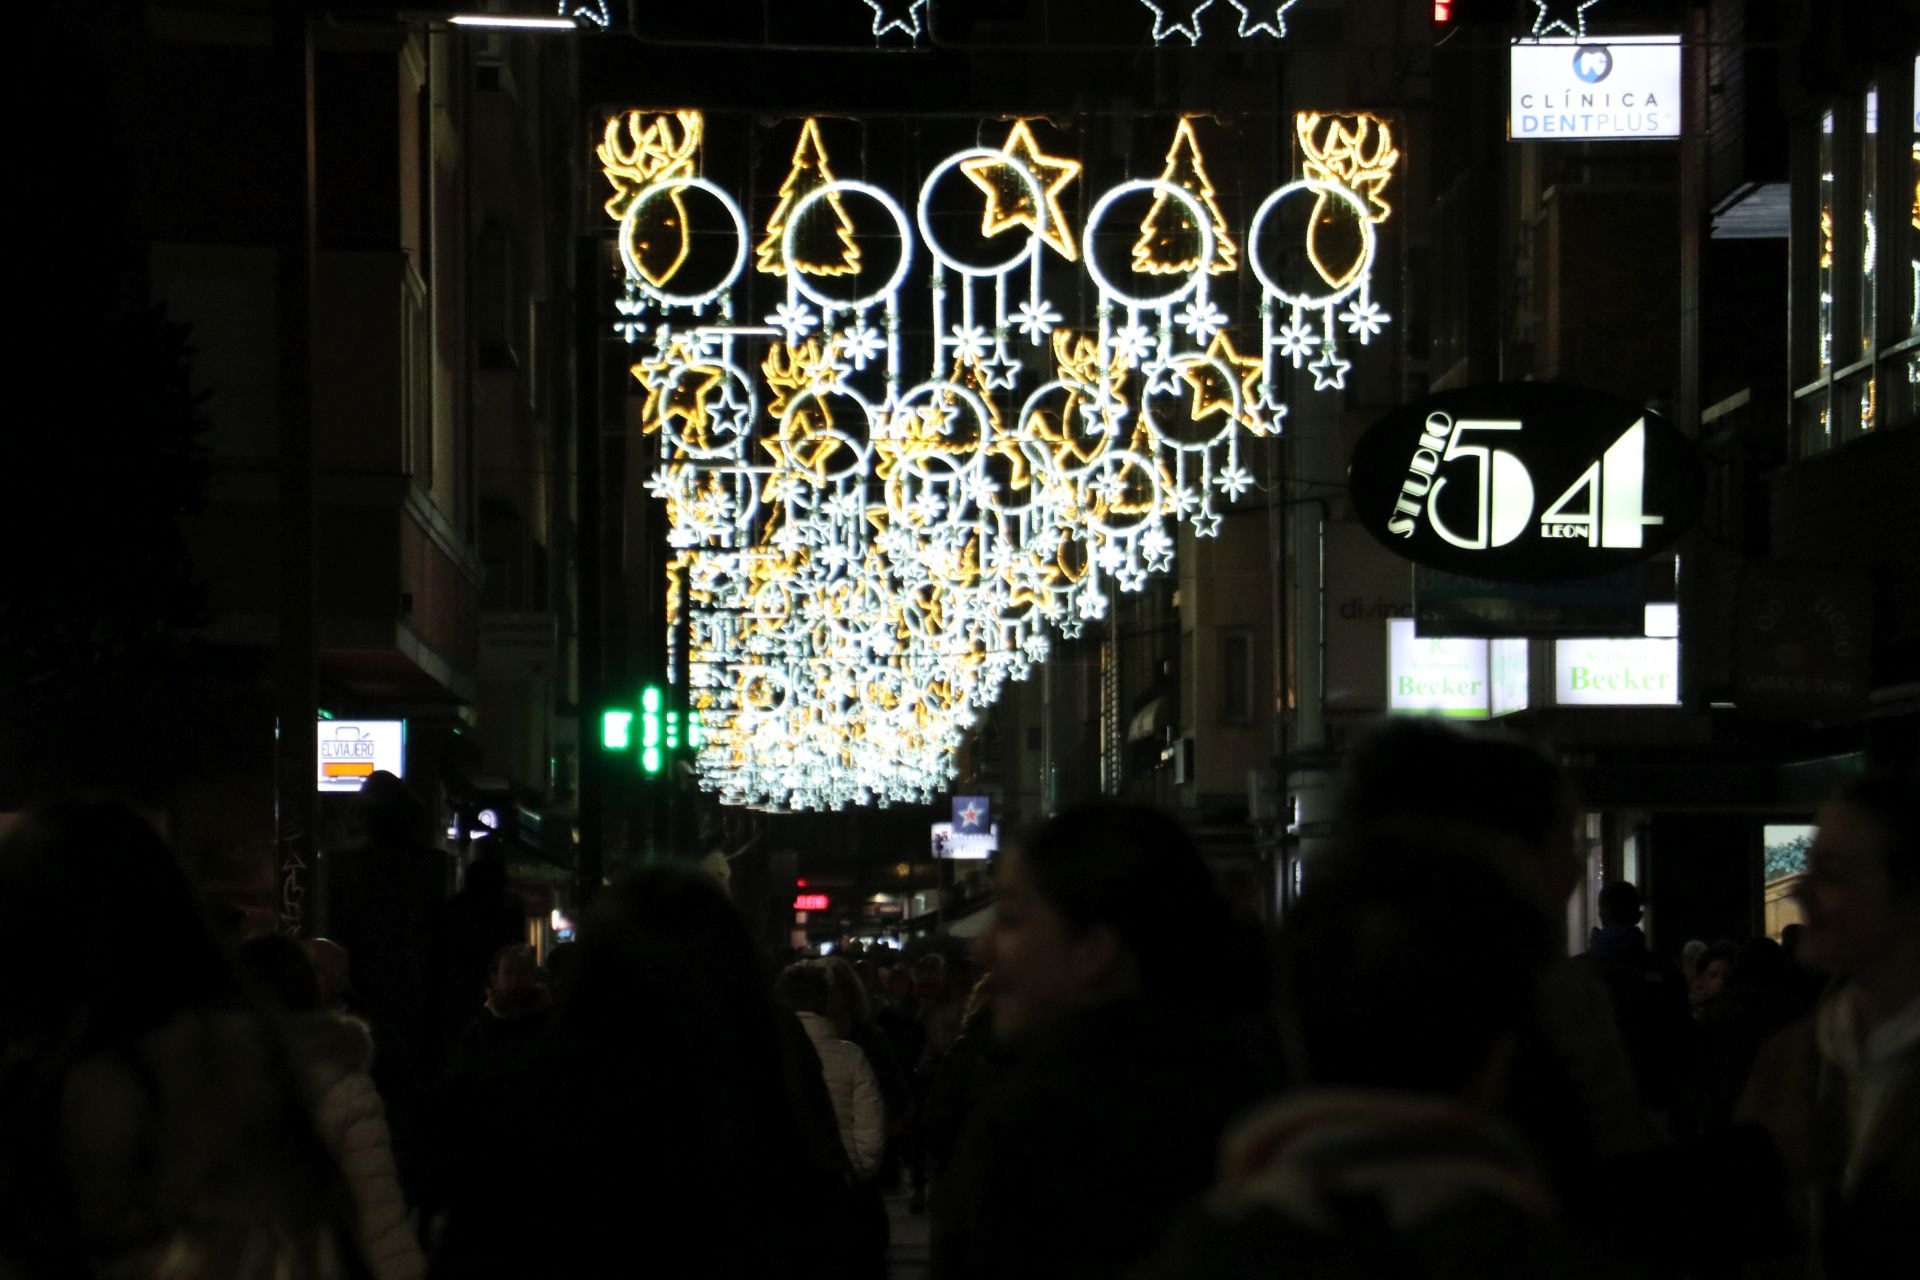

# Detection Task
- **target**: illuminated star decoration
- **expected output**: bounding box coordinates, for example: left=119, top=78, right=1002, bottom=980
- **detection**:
left=1141, top=1, right=1214, bottom=45
left=1225, top=1, right=1298, bottom=38
left=1530, top=0, right=1602, bottom=39
left=864, top=0, right=929, bottom=40
left=1180, top=331, right=1264, bottom=427
left=960, top=119, right=1084, bottom=262
left=559, top=1, right=614, bottom=27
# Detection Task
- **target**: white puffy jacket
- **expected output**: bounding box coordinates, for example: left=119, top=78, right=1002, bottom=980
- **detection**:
left=286, top=1013, right=426, bottom=1280
left=795, top=1011, right=886, bottom=1176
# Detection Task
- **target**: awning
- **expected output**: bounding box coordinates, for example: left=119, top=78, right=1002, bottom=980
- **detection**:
left=1127, top=696, right=1168, bottom=743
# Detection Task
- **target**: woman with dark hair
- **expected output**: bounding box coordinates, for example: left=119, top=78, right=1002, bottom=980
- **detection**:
left=1742, top=770, right=1920, bottom=1278
left=239, top=937, right=424, bottom=1280
left=429, top=862, right=838, bottom=1279
left=931, top=801, right=1277, bottom=1280
left=0, top=801, right=373, bottom=1279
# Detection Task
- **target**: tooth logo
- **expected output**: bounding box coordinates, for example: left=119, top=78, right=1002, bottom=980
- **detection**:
left=1573, top=45, right=1613, bottom=84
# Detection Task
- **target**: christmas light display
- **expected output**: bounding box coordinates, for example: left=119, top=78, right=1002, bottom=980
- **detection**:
left=1529, top=0, right=1602, bottom=40
left=606, top=111, right=1398, bottom=809
left=1141, top=1, right=1215, bottom=45
left=1226, top=2, right=1299, bottom=38
left=556, top=2, right=614, bottom=27
left=864, top=0, right=929, bottom=40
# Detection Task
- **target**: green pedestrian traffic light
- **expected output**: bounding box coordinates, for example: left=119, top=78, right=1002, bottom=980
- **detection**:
left=602, top=686, right=671, bottom=776
left=640, top=684, right=665, bottom=776
left=601, top=710, right=634, bottom=751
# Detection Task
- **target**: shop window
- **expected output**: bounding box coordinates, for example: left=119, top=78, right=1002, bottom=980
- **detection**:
left=1863, top=85, right=1879, bottom=366
left=1794, top=65, right=1920, bottom=457
left=1819, top=109, right=1836, bottom=378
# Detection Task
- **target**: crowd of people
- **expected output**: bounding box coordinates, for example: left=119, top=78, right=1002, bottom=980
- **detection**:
left=0, top=727, right=1913, bottom=1279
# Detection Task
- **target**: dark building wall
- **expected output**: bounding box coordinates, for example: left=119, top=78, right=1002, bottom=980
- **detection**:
left=1767, top=428, right=1920, bottom=687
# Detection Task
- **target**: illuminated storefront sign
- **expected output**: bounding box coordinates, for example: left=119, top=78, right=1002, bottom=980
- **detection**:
left=605, top=109, right=1401, bottom=809
left=932, top=820, right=999, bottom=860
left=1554, top=635, right=1679, bottom=705
left=316, top=720, right=405, bottom=792
left=1348, top=383, right=1702, bottom=583
left=1388, top=619, right=1489, bottom=719
left=1491, top=637, right=1530, bottom=716
left=794, top=893, right=832, bottom=912
left=1387, top=622, right=1530, bottom=719
left=1510, top=36, right=1682, bottom=140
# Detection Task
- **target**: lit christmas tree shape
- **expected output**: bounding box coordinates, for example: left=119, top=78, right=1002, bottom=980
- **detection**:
left=757, top=120, right=863, bottom=279
left=604, top=110, right=1398, bottom=809
left=1134, top=117, right=1240, bottom=276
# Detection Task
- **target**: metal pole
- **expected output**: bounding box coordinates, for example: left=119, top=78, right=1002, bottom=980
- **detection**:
left=274, top=5, right=318, bottom=938
left=574, top=232, right=605, bottom=908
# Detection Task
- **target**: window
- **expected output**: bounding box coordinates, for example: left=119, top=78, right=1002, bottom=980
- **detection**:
left=1863, top=86, right=1879, bottom=361
left=1794, top=66, right=1920, bottom=456
left=1820, top=109, right=1836, bottom=378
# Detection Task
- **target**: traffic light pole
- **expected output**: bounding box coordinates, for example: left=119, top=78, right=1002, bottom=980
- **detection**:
left=574, top=232, right=605, bottom=909
left=274, top=5, right=318, bottom=937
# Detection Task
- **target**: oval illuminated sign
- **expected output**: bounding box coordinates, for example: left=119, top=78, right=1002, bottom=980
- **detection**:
left=1348, top=383, right=1703, bottom=583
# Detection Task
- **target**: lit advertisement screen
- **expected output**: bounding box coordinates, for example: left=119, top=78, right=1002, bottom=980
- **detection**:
left=316, top=720, right=405, bottom=792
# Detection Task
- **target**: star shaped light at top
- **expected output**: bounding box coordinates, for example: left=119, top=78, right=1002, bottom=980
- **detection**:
left=864, top=0, right=929, bottom=40
left=1141, top=0, right=1214, bottom=46
left=1530, top=0, right=1601, bottom=39
left=958, top=799, right=983, bottom=827
left=1226, top=1, right=1298, bottom=38
left=560, top=2, right=614, bottom=28
left=1178, top=330, right=1264, bottom=425
left=960, top=120, right=1084, bottom=262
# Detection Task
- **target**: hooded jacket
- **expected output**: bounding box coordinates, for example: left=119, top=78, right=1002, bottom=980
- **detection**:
left=283, top=1012, right=426, bottom=1280
left=1133, top=1090, right=1635, bottom=1280
left=795, top=1011, right=885, bottom=1176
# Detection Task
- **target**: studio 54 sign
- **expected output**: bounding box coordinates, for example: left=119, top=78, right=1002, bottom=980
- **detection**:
left=1349, top=384, right=1702, bottom=584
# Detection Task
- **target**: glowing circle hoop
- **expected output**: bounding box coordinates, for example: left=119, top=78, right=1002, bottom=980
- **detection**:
left=620, top=177, right=749, bottom=308
left=1247, top=178, right=1376, bottom=309
left=783, top=180, right=915, bottom=311
left=1080, top=179, right=1214, bottom=309
left=916, top=148, right=1047, bottom=278
left=1140, top=354, right=1244, bottom=453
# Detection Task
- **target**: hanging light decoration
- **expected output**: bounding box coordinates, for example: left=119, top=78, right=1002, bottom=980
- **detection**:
left=599, top=110, right=1398, bottom=809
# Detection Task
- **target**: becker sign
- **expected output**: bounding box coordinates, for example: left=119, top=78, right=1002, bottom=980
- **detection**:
left=1510, top=37, right=1682, bottom=140
left=1349, top=384, right=1702, bottom=583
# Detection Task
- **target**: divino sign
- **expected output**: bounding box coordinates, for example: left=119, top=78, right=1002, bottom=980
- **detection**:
left=1349, top=384, right=1702, bottom=583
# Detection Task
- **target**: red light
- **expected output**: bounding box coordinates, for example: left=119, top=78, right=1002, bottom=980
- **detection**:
left=796, top=878, right=809, bottom=887
left=794, top=893, right=831, bottom=912
left=1433, top=0, right=1453, bottom=21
